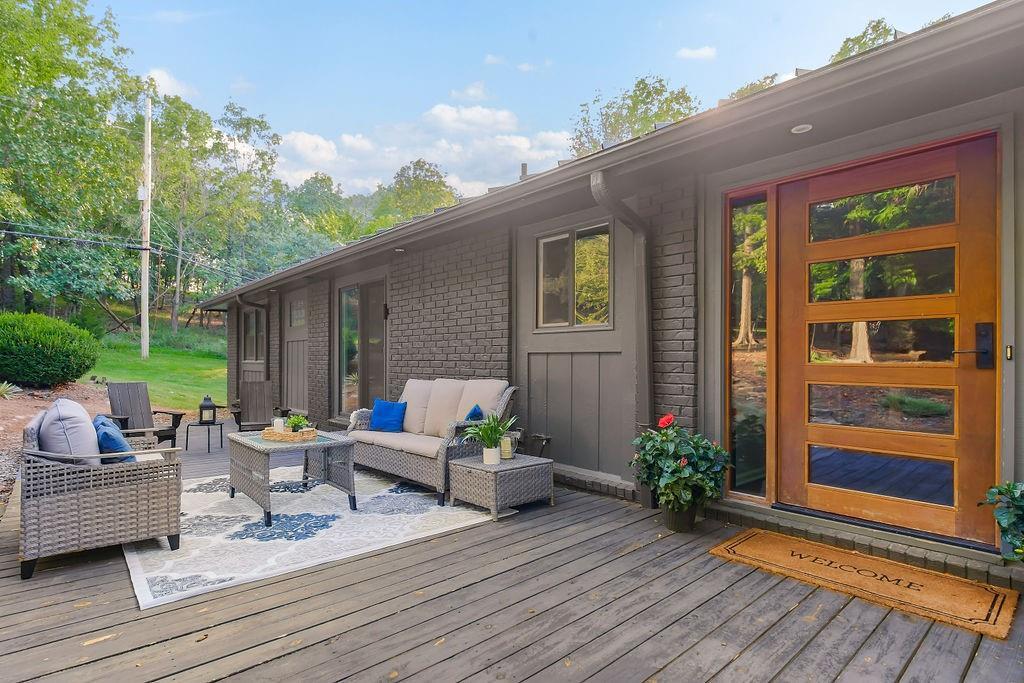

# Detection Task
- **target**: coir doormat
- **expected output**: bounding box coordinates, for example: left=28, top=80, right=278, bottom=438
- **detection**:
left=710, top=529, right=1018, bottom=639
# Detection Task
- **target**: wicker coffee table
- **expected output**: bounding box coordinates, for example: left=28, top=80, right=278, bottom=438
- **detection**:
left=448, top=454, right=554, bottom=521
left=227, top=431, right=356, bottom=526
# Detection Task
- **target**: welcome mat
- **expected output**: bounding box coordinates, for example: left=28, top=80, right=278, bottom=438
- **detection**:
left=123, top=466, right=493, bottom=609
left=710, top=529, right=1018, bottom=639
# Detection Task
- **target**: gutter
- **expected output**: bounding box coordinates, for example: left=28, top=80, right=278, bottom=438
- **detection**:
left=590, top=170, right=654, bottom=430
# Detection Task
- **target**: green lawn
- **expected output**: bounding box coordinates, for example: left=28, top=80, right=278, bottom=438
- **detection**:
left=81, top=343, right=227, bottom=411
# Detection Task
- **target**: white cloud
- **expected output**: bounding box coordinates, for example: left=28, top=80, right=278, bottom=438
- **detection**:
left=516, top=62, right=537, bottom=72
left=275, top=166, right=318, bottom=186
left=280, top=131, right=338, bottom=165
left=146, top=67, right=198, bottom=98
left=230, top=76, right=255, bottom=94
left=339, top=133, right=374, bottom=153
left=450, top=81, right=487, bottom=101
left=675, top=45, right=717, bottom=60
left=446, top=174, right=490, bottom=197
left=483, top=53, right=505, bottom=65
left=423, top=104, right=518, bottom=134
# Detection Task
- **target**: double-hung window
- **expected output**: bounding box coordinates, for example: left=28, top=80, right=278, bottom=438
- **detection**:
left=242, top=309, right=265, bottom=362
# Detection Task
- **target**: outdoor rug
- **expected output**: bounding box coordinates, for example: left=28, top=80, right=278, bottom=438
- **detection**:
left=123, top=466, right=492, bottom=609
left=710, top=529, right=1019, bottom=639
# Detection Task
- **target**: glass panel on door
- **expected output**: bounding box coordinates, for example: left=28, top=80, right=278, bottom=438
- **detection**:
left=809, top=318, right=954, bottom=364
left=808, top=384, right=954, bottom=435
left=809, top=247, right=955, bottom=302
left=808, top=176, right=955, bottom=241
left=808, top=445, right=954, bottom=506
left=340, top=287, right=360, bottom=414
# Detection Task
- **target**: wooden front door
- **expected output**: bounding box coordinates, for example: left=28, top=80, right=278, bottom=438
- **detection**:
left=776, top=135, right=999, bottom=546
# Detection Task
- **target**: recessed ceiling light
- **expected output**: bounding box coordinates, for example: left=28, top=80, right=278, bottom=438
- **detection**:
left=394, top=247, right=405, bottom=253
left=790, top=123, right=813, bottom=134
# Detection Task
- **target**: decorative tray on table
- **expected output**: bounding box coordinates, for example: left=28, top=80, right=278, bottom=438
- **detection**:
left=260, top=427, right=317, bottom=443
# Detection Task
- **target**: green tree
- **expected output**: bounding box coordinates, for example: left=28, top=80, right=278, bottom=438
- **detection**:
left=369, top=159, right=458, bottom=230
left=731, top=202, right=767, bottom=348
left=571, top=75, right=699, bottom=157
left=829, top=18, right=896, bottom=63
left=288, top=172, right=362, bottom=242
left=729, top=74, right=778, bottom=100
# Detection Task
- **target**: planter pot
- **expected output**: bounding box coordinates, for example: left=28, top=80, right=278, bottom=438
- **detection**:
left=638, top=484, right=659, bottom=510
left=482, top=447, right=501, bottom=465
left=661, top=506, right=697, bottom=532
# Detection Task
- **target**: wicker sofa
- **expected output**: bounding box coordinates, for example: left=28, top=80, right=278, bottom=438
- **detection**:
left=347, top=378, right=516, bottom=505
left=19, top=412, right=182, bottom=580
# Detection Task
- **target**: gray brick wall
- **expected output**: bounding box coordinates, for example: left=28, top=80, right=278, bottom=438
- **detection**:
left=306, top=280, right=331, bottom=423
left=226, top=304, right=239, bottom=404
left=387, top=231, right=510, bottom=399
left=636, top=177, right=698, bottom=428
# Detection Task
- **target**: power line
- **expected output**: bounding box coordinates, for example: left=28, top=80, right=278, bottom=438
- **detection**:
left=0, top=91, right=139, bottom=134
left=0, top=227, right=148, bottom=251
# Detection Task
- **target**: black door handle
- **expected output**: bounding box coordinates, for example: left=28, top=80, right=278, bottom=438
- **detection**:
left=955, top=322, right=994, bottom=369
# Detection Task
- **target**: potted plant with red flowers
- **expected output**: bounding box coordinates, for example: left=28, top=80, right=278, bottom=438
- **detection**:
left=633, top=413, right=730, bottom=532
left=630, top=413, right=680, bottom=509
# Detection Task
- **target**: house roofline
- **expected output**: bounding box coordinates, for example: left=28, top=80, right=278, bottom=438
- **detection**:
left=202, top=0, right=1024, bottom=310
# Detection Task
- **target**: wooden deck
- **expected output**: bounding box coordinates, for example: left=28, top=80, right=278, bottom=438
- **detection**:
left=0, top=433, right=1020, bottom=682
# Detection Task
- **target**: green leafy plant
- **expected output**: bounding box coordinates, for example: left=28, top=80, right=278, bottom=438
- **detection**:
left=462, top=414, right=517, bottom=449
left=0, top=313, right=100, bottom=388
left=0, top=381, right=22, bottom=400
left=879, top=392, right=950, bottom=418
left=632, top=414, right=730, bottom=512
left=979, top=482, right=1024, bottom=561
left=286, top=414, right=311, bottom=432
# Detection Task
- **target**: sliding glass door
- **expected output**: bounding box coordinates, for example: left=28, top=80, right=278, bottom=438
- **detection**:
left=337, top=280, right=387, bottom=420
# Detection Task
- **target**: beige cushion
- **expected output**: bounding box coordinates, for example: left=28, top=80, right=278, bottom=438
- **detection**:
left=399, top=379, right=433, bottom=434
left=348, top=429, right=444, bottom=458
left=422, top=379, right=467, bottom=437
left=456, top=379, right=510, bottom=419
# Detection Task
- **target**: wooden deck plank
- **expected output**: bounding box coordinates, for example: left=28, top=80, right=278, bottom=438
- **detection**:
left=898, top=622, right=980, bottom=683
left=189, top=515, right=697, bottom=681
left=0, top=443, right=1020, bottom=683
left=2, top=491, right=599, bottom=653
left=774, top=597, right=891, bottom=682
left=339, top=525, right=737, bottom=683
left=835, top=610, right=932, bottom=682
left=650, top=578, right=816, bottom=681
left=17, top=501, right=654, bottom=679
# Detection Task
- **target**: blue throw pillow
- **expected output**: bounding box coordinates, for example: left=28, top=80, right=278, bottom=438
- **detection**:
left=369, top=399, right=407, bottom=432
left=465, top=404, right=484, bottom=421
left=93, top=415, right=136, bottom=464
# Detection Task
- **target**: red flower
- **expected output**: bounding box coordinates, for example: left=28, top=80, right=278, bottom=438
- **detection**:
left=679, top=457, right=688, bottom=468
left=658, top=413, right=675, bottom=429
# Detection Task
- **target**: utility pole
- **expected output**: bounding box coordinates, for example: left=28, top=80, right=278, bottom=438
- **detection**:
left=140, top=95, right=152, bottom=359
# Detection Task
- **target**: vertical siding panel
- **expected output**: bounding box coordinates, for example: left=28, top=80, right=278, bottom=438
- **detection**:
left=599, top=352, right=629, bottom=479
left=528, top=353, right=548, bottom=437
left=545, top=354, right=573, bottom=468
left=571, top=353, right=601, bottom=472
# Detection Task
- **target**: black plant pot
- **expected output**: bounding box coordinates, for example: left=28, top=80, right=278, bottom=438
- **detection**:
left=661, top=506, right=697, bottom=532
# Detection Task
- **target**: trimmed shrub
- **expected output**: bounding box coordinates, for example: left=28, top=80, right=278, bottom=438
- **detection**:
left=0, top=312, right=100, bottom=387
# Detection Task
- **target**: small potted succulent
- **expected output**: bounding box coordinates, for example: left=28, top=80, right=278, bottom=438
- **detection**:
left=463, top=414, right=517, bottom=465
left=979, top=482, right=1024, bottom=561
left=634, top=413, right=730, bottom=532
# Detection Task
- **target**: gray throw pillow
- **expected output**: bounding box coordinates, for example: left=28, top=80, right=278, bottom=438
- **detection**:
left=38, top=398, right=101, bottom=461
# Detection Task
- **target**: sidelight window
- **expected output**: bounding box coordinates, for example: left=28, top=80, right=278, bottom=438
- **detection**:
left=242, top=309, right=265, bottom=362
left=538, top=225, right=610, bottom=327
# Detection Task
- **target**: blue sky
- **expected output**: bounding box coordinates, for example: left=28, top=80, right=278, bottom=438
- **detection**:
left=91, top=1, right=983, bottom=196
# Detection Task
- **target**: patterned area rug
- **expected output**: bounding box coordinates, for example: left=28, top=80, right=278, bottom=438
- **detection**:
left=123, top=466, right=492, bottom=609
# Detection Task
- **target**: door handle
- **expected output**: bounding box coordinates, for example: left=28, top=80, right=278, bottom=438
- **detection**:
left=953, top=322, right=994, bottom=369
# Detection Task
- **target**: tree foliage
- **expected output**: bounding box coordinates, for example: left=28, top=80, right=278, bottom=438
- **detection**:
left=829, top=18, right=896, bottom=63
left=570, top=75, right=698, bottom=157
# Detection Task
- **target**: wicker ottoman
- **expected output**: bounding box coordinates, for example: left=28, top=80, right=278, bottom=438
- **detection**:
left=449, top=454, right=554, bottom=521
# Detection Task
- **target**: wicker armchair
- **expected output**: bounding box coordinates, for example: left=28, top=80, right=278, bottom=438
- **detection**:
left=348, top=384, right=516, bottom=505
left=19, top=419, right=183, bottom=580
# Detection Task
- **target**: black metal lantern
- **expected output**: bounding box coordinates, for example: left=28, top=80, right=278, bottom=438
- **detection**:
left=199, top=395, right=217, bottom=425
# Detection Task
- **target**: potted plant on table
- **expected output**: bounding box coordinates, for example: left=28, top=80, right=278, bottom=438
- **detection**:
left=286, top=414, right=311, bottom=432
left=463, top=414, right=517, bottom=465
left=633, top=413, right=730, bottom=532
left=979, top=482, right=1023, bottom=561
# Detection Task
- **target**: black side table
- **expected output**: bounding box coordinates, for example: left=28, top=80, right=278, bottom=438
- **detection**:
left=185, top=421, right=225, bottom=453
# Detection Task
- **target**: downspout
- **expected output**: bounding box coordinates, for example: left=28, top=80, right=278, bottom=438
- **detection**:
left=590, top=170, right=654, bottom=434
